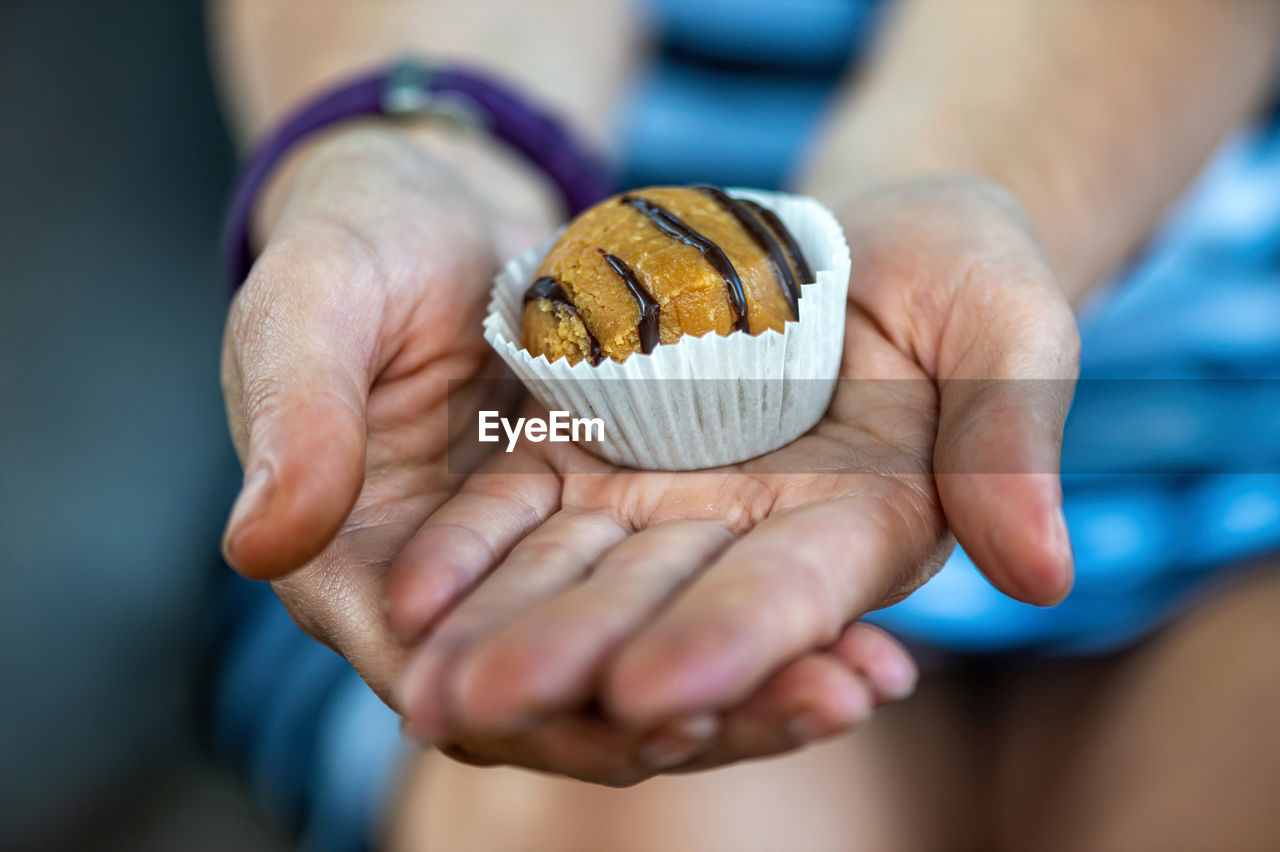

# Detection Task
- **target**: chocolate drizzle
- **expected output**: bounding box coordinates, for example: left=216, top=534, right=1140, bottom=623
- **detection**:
left=695, top=185, right=801, bottom=319
left=739, top=198, right=816, bottom=287
left=620, top=194, right=751, bottom=333
left=600, top=251, right=660, bottom=354
left=523, top=276, right=603, bottom=365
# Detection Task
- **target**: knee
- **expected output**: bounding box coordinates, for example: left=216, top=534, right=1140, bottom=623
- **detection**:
left=1169, top=568, right=1280, bottom=703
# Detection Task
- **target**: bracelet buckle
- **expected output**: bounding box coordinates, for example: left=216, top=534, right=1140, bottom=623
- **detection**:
left=382, top=60, right=488, bottom=133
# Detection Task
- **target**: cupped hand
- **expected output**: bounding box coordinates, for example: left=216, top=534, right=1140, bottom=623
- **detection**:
left=388, top=175, right=1079, bottom=779
left=219, top=123, right=538, bottom=700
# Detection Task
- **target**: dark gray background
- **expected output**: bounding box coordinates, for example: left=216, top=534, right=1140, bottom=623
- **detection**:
left=0, top=2, right=282, bottom=847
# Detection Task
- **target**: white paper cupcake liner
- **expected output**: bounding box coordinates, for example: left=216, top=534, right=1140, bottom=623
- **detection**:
left=483, top=188, right=851, bottom=470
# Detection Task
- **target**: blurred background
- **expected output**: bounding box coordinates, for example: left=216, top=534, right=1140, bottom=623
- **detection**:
left=0, top=1, right=288, bottom=847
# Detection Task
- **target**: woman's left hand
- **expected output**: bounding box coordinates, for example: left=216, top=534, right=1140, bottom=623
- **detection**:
left=388, top=175, right=1080, bottom=784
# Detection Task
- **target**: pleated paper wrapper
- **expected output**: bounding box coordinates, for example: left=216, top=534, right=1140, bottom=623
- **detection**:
left=482, top=188, right=851, bottom=470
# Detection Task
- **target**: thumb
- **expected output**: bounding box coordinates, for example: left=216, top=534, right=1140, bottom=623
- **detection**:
left=933, top=275, right=1081, bottom=606
left=221, top=232, right=379, bottom=580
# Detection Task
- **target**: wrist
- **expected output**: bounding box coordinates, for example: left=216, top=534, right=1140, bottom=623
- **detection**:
left=401, top=121, right=563, bottom=260
left=800, top=91, right=1125, bottom=305
left=224, top=61, right=614, bottom=290
left=253, top=118, right=560, bottom=257
left=803, top=137, right=1086, bottom=296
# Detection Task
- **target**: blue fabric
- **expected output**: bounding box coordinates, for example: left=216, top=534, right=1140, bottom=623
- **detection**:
left=646, top=0, right=877, bottom=70
left=300, top=674, right=405, bottom=852
left=619, top=0, right=882, bottom=188
left=211, top=576, right=408, bottom=852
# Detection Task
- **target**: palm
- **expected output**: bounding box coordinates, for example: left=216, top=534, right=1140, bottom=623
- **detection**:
left=390, top=299, right=950, bottom=745
left=475, top=307, right=947, bottom=609
left=529, top=307, right=937, bottom=522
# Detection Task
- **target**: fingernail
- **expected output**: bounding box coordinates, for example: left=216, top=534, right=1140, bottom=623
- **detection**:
left=1055, top=507, right=1074, bottom=567
left=638, top=713, right=717, bottom=769
left=222, top=467, right=274, bottom=558
left=1047, top=507, right=1075, bottom=603
left=398, top=717, right=442, bottom=748
left=785, top=712, right=828, bottom=746
left=873, top=653, right=918, bottom=700
left=666, top=712, right=718, bottom=742
left=395, top=674, right=450, bottom=744
left=639, top=736, right=703, bottom=770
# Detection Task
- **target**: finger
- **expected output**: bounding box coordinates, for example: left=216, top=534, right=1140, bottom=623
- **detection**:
left=449, top=521, right=736, bottom=734
left=683, top=654, right=873, bottom=772
left=829, top=622, right=918, bottom=702
left=397, top=510, right=627, bottom=740
left=442, top=627, right=913, bottom=781
left=221, top=230, right=382, bottom=580
left=934, top=281, right=1080, bottom=605
left=631, top=713, right=721, bottom=772
left=441, top=712, right=714, bottom=788
left=651, top=623, right=912, bottom=772
left=384, top=460, right=561, bottom=642
left=606, top=488, right=944, bottom=726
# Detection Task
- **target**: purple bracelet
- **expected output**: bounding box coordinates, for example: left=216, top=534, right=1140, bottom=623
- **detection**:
left=220, top=60, right=615, bottom=291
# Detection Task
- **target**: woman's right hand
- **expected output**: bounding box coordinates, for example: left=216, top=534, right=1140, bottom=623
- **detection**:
left=219, top=123, right=539, bottom=700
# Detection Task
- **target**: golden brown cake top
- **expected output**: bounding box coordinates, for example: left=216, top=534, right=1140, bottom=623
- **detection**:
left=522, top=186, right=814, bottom=365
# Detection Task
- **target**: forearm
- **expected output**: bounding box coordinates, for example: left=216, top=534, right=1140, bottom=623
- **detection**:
left=802, top=0, right=1280, bottom=301
left=210, top=0, right=639, bottom=145
left=209, top=0, right=642, bottom=243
